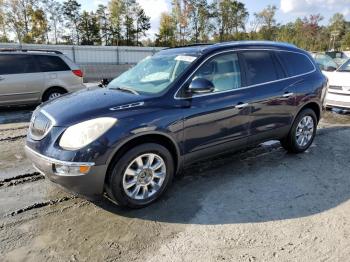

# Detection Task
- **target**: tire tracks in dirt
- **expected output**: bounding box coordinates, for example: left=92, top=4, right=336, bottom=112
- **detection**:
left=0, top=172, right=44, bottom=188
left=7, top=195, right=78, bottom=217
left=0, top=135, right=27, bottom=142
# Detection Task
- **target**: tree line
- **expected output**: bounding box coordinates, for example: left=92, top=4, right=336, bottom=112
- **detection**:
left=157, top=0, right=350, bottom=51
left=0, top=0, right=151, bottom=46
left=0, top=0, right=349, bottom=51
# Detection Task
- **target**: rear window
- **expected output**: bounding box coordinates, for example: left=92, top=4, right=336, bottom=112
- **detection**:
left=0, top=54, right=39, bottom=75
left=36, top=55, right=70, bottom=72
left=277, top=51, right=315, bottom=76
left=240, top=51, right=280, bottom=86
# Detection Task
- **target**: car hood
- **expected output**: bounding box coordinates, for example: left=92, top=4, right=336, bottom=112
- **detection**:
left=40, top=88, right=149, bottom=126
left=324, top=71, right=350, bottom=87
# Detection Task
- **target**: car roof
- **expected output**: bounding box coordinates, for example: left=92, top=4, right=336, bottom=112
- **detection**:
left=158, top=41, right=300, bottom=56
left=0, top=52, right=61, bottom=57
left=0, top=49, right=63, bottom=56
left=0, top=49, right=79, bottom=68
left=311, top=52, right=333, bottom=58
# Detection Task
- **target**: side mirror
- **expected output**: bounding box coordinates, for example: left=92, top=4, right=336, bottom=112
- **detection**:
left=187, top=78, right=215, bottom=94
left=325, top=66, right=337, bottom=72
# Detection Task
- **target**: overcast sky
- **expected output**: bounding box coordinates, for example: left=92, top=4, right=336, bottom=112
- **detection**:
left=75, top=0, right=350, bottom=38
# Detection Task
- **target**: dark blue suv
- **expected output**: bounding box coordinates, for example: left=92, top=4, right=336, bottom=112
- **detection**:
left=26, top=41, right=327, bottom=208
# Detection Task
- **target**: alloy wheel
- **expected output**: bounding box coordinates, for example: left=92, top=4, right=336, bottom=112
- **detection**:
left=48, top=92, right=62, bottom=100
left=295, top=115, right=314, bottom=147
left=122, top=153, right=166, bottom=200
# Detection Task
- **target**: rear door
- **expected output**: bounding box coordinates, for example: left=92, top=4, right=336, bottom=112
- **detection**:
left=35, top=55, right=80, bottom=89
left=239, top=50, right=296, bottom=143
left=0, top=54, right=44, bottom=105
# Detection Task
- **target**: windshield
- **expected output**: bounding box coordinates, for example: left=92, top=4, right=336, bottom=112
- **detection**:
left=315, top=54, right=338, bottom=71
left=338, top=60, right=350, bottom=72
left=108, top=54, right=197, bottom=94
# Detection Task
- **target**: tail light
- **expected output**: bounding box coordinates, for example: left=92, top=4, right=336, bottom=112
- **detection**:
left=72, top=69, right=83, bottom=78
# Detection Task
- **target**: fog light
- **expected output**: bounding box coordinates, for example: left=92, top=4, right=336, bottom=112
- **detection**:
left=54, top=164, right=91, bottom=176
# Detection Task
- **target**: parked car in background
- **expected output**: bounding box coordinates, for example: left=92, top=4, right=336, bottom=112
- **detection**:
left=326, top=51, right=348, bottom=66
left=311, top=52, right=339, bottom=72
left=26, top=41, right=327, bottom=208
left=323, top=59, right=350, bottom=110
left=0, top=49, right=85, bottom=106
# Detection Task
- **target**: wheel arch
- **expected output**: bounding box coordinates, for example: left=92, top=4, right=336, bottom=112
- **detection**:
left=296, top=101, right=322, bottom=123
left=41, top=86, right=68, bottom=102
left=105, top=132, right=182, bottom=184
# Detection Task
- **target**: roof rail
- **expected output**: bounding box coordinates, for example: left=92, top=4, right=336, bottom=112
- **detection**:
left=213, top=40, right=298, bottom=48
left=0, top=48, right=63, bottom=54
left=165, top=43, right=212, bottom=49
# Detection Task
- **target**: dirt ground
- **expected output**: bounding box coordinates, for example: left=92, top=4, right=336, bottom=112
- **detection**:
left=0, top=108, right=350, bottom=262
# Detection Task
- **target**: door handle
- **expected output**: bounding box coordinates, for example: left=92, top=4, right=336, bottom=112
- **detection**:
left=235, top=103, right=249, bottom=109
left=282, top=92, right=294, bottom=98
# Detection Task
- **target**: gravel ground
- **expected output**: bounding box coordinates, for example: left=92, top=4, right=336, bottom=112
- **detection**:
left=0, top=110, right=350, bottom=262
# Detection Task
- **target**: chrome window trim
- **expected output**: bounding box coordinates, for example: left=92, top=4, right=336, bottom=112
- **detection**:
left=174, top=48, right=316, bottom=100
left=29, top=109, right=56, bottom=141
left=25, top=145, right=95, bottom=167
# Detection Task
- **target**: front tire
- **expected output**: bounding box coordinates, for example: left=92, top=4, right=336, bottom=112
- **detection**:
left=281, top=108, right=317, bottom=153
left=107, top=143, right=174, bottom=208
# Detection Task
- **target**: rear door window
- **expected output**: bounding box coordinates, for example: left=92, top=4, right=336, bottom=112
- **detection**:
left=240, top=51, right=279, bottom=86
left=36, top=55, right=70, bottom=72
left=0, top=54, right=39, bottom=75
left=277, top=51, right=315, bottom=76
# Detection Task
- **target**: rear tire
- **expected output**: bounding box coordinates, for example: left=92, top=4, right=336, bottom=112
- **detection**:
left=281, top=108, right=317, bottom=153
left=107, top=143, right=174, bottom=208
left=42, top=88, right=66, bottom=102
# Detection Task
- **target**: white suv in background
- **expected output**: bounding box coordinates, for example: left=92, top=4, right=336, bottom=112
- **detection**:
left=323, top=59, right=350, bottom=110
left=0, top=50, right=85, bottom=106
left=311, top=52, right=350, bottom=110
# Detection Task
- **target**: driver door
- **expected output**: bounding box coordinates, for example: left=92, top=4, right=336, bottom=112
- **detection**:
left=180, top=52, right=253, bottom=163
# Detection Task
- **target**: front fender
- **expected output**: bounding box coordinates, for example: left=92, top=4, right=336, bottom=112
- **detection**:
left=105, top=129, right=183, bottom=174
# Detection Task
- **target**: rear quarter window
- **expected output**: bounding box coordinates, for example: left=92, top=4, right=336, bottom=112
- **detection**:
left=36, top=55, right=70, bottom=72
left=277, top=51, right=315, bottom=77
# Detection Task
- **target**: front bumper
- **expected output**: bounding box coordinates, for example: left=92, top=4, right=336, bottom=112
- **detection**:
left=326, top=92, right=350, bottom=109
left=25, top=146, right=107, bottom=196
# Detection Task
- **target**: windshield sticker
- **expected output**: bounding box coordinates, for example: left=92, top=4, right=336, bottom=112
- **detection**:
left=175, top=55, right=197, bottom=63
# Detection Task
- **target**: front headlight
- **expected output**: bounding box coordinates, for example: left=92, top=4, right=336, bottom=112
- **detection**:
left=59, top=117, right=117, bottom=150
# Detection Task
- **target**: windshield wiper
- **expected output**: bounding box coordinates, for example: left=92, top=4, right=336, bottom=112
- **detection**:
left=115, top=86, right=140, bottom=95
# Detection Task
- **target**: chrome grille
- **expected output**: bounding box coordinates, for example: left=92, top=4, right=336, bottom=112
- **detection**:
left=329, top=85, right=343, bottom=90
left=29, top=110, right=53, bottom=140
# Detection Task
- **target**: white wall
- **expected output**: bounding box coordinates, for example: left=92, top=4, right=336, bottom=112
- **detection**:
left=0, top=43, right=164, bottom=64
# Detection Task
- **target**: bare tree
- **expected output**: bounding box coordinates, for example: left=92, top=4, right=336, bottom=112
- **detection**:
left=42, top=0, right=64, bottom=44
